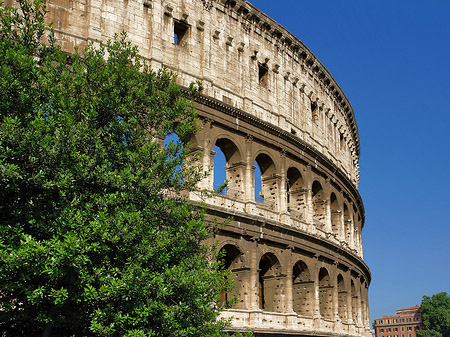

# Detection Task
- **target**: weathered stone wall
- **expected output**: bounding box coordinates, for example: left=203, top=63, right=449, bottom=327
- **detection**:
left=4, top=0, right=361, bottom=186
left=5, top=0, right=372, bottom=335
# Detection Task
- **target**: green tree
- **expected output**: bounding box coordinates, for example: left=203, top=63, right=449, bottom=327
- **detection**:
left=0, top=0, right=245, bottom=336
left=417, top=292, right=450, bottom=337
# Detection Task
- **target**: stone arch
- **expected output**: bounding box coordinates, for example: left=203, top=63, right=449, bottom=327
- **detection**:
left=292, top=260, right=313, bottom=316
left=258, top=252, right=283, bottom=312
left=214, top=137, right=244, bottom=198
left=330, top=192, right=341, bottom=237
left=254, top=153, right=279, bottom=209
left=287, top=167, right=307, bottom=220
left=318, top=267, right=333, bottom=319
left=218, top=243, right=246, bottom=308
left=337, top=274, right=347, bottom=321
left=312, top=181, right=326, bottom=227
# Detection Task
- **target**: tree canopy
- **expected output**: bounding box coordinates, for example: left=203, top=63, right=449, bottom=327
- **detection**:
left=0, top=0, right=243, bottom=336
left=417, top=292, right=450, bottom=337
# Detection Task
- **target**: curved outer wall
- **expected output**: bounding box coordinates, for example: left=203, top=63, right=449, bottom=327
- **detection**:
left=6, top=0, right=371, bottom=335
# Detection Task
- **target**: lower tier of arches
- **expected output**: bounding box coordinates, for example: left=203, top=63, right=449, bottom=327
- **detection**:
left=206, top=212, right=371, bottom=337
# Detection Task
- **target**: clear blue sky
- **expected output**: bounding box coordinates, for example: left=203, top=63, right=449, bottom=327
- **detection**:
left=252, top=0, right=450, bottom=324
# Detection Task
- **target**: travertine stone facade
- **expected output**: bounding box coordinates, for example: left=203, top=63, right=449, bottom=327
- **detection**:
left=8, top=0, right=372, bottom=335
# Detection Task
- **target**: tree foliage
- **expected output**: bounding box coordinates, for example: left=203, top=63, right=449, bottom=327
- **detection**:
left=0, top=0, right=244, bottom=336
left=417, top=292, right=450, bottom=337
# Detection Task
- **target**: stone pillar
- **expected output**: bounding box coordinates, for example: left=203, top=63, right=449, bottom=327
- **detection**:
left=285, top=249, right=294, bottom=313
left=346, top=274, right=353, bottom=325
left=349, top=218, right=355, bottom=250
left=357, top=284, right=363, bottom=326
left=249, top=238, right=260, bottom=310
left=244, top=135, right=254, bottom=202
left=332, top=268, right=339, bottom=322
left=325, top=198, right=332, bottom=233
left=202, top=118, right=214, bottom=190
left=312, top=258, right=321, bottom=328
left=279, top=150, right=288, bottom=214
left=340, top=211, right=345, bottom=241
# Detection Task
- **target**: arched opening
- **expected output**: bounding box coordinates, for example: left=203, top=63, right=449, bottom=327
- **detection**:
left=312, top=181, right=326, bottom=227
left=351, top=279, right=359, bottom=323
left=337, top=274, right=347, bottom=321
left=344, top=203, right=352, bottom=244
left=214, top=138, right=243, bottom=199
left=254, top=154, right=278, bottom=209
left=218, top=244, right=245, bottom=308
left=318, top=267, right=333, bottom=319
left=287, top=167, right=306, bottom=219
left=292, top=260, right=313, bottom=316
left=330, top=193, right=341, bottom=236
left=258, top=253, right=282, bottom=312
left=163, top=133, right=184, bottom=184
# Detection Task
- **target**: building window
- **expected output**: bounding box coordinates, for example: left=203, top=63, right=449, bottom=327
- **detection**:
left=402, top=327, right=405, bottom=331
left=381, top=329, right=385, bottom=333
left=395, top=328, right=398, bottom=332
left=408, top=327, right=412, bottom=331
left=388, top=328, right=391, bottom=332
left=174, top=20, right=189, bottom=45
left=258, top=62, right=269, bottom=87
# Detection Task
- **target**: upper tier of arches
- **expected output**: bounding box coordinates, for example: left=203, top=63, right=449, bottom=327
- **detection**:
left=189, top=119, right=364, bottom=257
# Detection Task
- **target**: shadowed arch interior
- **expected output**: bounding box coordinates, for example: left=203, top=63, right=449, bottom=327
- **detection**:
left=319, top=267, right=333, bottom=319
left=312, top=181, right=326, bottom=226
left=292, top=260, right=313, bottom=316
left=287, top=167, right=306, bottom=219
left=218, top=244, right=245, bottom=309
left=258, top=253, right=283, bottom=312
left=330, top=192, right=341, bottom=236
left=337, top=274, right=347, bottom=321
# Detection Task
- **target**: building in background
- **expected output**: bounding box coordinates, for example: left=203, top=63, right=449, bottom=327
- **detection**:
left=373, top=306, right=423, bottom=337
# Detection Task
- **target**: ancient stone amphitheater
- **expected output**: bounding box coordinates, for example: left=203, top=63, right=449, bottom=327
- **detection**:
left=16, top=0, right=371, bottom=335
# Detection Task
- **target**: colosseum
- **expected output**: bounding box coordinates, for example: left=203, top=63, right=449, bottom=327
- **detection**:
left=13, top=0, right=372, bottom=335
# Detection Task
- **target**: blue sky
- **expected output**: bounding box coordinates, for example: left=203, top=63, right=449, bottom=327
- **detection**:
left=252, top=0, right=450, bottom=324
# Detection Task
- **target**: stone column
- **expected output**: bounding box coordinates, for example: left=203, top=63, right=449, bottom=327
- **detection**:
left=346, top=274, right=353, bottom=325
left=244, top=135, right=254, bottom=202
left=248, top=238, right=260, bottom=310
left=279, top=150, right=288, bottom=214
left=312, top=258, right=321, bottom=328
left=357, top=284, right=363, bottom=326
left=285, top=249, right=294, bottom=313
left=202, top=118, right=214, bottom=190
left=325, top=198, right=332, bottom=233
left=340, top=211, right=345, bottom=241
left=332, top=267, right=339, bottom=322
